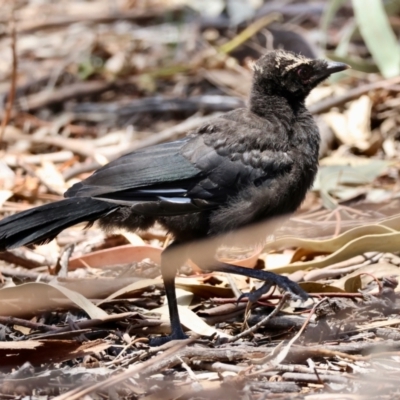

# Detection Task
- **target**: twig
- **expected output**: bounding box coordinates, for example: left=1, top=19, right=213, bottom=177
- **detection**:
left=5, top=150, right=74, bottom=167
left=272, top=297, right=328, bottom=366
left=309, top=75, right=400, bottom=115
left=228, top=293, right=290, bottom=342
left=3, top=129, right=96, bottom=158
left=192, top=360, right=248, bottom=373
left=16, top=113, right=98, bottom=136
left=360, top=272, right=383, bottom=295
left=0, top=8, right=17, bottom=144
left=17, top=161, right=64, bottom=196
left=54, top=244, right=75, bottom=277
left=19, top=81, right=113, bottom=112
left=176, top=356, right=199, bottom=381
left=53, top=338, right=194, bottom=400
left=0, top=248, right=50, bottom=269
left=123, top=113, right=221, bottom=154
left=0, top=315, right=57, bottom=332
left=219, top=13, right=281, bottom=54
left=0, top=265, right=52, bottom=281
left=105, top=337, right=148, bottom=366
left=18, top=7, right=183, bottom=34
left=212, top=292, right=364, bottom=304
left=72, top=95, right=244, bottom=118
left=281, top=372, right=348, bottom=384
left=30, top=313, right=155, bottom=340
left=63, top=113, right=220, bottom=180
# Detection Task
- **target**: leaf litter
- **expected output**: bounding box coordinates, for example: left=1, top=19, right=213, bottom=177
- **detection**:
left=1, top=0, right=400, bottom=398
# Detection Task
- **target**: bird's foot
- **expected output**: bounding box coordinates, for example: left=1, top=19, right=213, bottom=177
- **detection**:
left=273, top=274, right=308, bottom=301
left=239, top=270, right=308, bottom=303
left=237, top=281, right=273, bottom=305
left=204, top=262, right=309, bottom=304
left=149, top=331, right=188, bottom=347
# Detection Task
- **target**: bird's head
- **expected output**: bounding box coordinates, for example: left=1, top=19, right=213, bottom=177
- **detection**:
left=252, top=50, right=349, bottom=102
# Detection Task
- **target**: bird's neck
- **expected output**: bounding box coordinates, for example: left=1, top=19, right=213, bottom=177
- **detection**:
left=249, top=88, right=306, bottom=120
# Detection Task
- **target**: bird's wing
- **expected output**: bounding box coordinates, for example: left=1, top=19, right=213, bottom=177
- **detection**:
left=65, top=118, right=293, bottom=216
left=65, top=138, right=218, bottom=215
left=66, top=139, right=201, bottom=197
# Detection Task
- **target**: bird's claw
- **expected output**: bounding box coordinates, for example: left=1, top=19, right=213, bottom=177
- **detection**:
left=237, top=281, right=273, bottom=305
left=236, top=274, right=308, bottom=306
left=278, top=276, right=309, bottom=302
left=149, top=332, right=188, bottom=347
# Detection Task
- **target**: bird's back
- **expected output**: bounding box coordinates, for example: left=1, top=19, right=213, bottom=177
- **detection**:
left=158, top=105, right=319, bottom=240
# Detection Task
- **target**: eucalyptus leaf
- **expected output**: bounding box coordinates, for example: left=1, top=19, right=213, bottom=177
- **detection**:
left=313, top=160, right=389, bottom=209
left=352, top=0, right=400, bottom=77
left=335, top=22, right=357, bottom=57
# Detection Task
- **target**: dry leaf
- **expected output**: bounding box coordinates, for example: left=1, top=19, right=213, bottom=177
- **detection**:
left=69, top=244, right=162, bottom=270
left=323, top=95, right=372, bottom=150
left=0, top=282, right=107, bottom=318
left=0, top=339, right=110, bottom=369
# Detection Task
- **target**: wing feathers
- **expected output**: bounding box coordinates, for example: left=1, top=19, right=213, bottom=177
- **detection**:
left=66, top=139, right=201, bottom=198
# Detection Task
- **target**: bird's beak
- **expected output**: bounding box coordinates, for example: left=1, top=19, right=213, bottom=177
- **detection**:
left=326, top=61, right=350, bottom=75
left=316, top=61, right=350, bottom=81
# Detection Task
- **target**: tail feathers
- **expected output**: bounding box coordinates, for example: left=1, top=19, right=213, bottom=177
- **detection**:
left=0, top=198, right=116, bottom=251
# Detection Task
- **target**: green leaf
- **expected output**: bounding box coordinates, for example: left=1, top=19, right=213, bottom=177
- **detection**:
left=352, top=0, right=400, bottom=77
left=335, top=22, right=357, bottom=57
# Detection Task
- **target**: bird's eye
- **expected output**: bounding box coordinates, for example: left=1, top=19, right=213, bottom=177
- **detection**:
left=297, top=66, right=312, bottom=81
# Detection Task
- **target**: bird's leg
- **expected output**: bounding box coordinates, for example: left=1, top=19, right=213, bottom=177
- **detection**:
left=149, top=242, right=188, bottom=346
left=193, top=259, right=309, bottom=302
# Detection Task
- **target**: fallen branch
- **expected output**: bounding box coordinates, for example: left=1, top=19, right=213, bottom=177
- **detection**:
left=18, top=7, right=183, bottom=34
left=309, top=75, right=400, bottom=114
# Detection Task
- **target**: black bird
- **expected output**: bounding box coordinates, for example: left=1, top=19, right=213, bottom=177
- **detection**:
left=0, top=50, right=348, bottom=344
